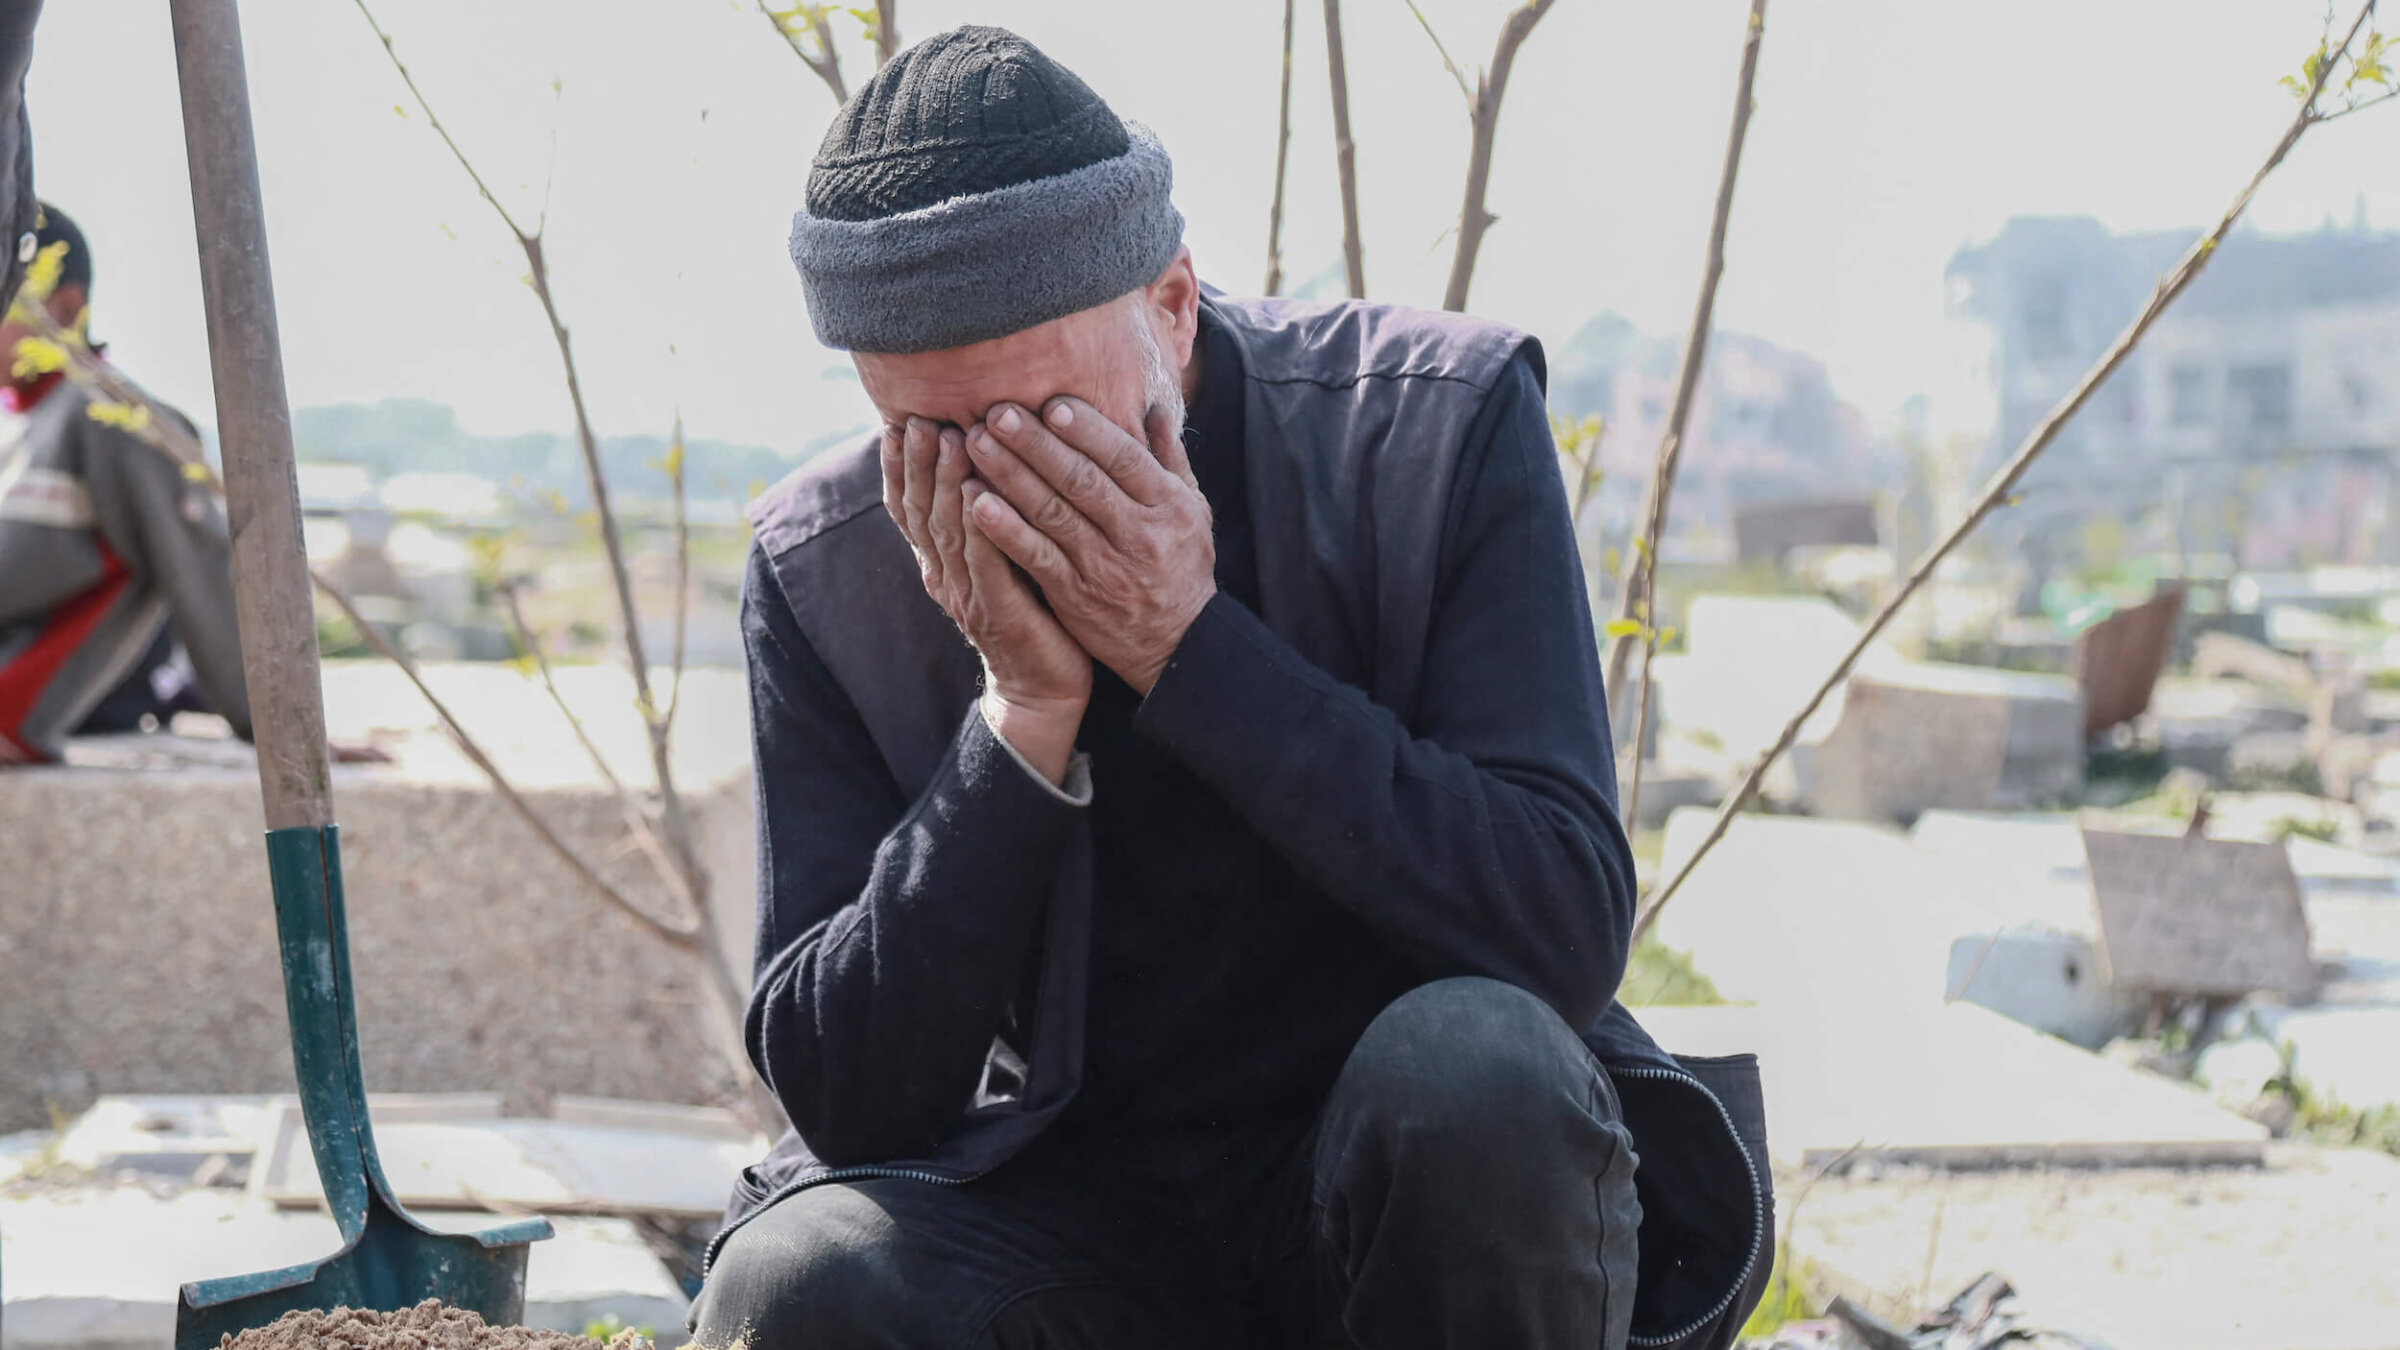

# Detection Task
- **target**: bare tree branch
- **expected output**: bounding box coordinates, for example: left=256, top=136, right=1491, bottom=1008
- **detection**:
left=1620, top=628, right=1659, bottom=840
left=1569, top=421, right=1607, bottom=521
left=537, top=78, right=562, bottom=238
left=663, top=414, right=691, bottom=739
left=1401, top=0, right=1475, bottom=107
left=1633, top=0, right=2385, bottom=944
left=323, top=576, right=703, bottom=941
left=1264, top=0, right=1297, bottom=296
left=355, top=4, right=657, bottom=731
left=354, top=0, right=775, bottom=1127
left=1322, top=0, right=1367, bottom=299
left=499, top=583, right=704, bottom=928
left=1440, top=0, right=1558, bottom=311
left=349, top=0, right=531, bottom=240
left=1603, top=0, right=1769, bottom=714
left=875, top=0, right=900, bottom=67
left=758, top=1, right=848, bottom=105
left=498, top=583, right=632, bottom=802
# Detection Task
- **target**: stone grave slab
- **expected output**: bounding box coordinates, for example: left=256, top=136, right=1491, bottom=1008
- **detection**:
left=252, top=1099, right=761, bottom=1218
left=1649, top=809, right=1978, bottom=1016
left=1635, top=1001, right=2268, bottom=1171
left=1799, top=663, right=2084, bottom=822
left=2083, top=827, right=2314, bottom=998
left=0, top=1186, right=689, bottom=1348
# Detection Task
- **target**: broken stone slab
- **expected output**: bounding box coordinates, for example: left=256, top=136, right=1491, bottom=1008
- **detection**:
left=1795, top=663, right=2083, bottom=823
left=2143, top=674, right=2309, bottom=777
left=2191, top=631, right=2318, bottom=698
left=1943, top=928, right=2145, bottom=1050
left=1635, top=1002, right=2267, bottom=1171
left=2083, top=826, right=2315, bottom=1000
left=2072, top=586, right=2184, bottom=739
left=0, top=1186, right=690, bottom=1349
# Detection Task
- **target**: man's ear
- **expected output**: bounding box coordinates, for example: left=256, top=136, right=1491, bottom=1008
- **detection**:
left=1144, top=247, right=1200, bottom=372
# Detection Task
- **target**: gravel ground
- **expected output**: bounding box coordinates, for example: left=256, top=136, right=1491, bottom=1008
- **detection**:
left=1783, top=1144, right=2400, bottom=1350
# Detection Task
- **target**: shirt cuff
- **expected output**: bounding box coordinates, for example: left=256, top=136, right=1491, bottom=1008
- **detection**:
left=979, top=701, right=1094, bottom=807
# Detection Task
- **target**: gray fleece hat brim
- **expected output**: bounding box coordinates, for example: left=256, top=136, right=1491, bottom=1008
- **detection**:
left=788, top=122, right=1184, bottom=355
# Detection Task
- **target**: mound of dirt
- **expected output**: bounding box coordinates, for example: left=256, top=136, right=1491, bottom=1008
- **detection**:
left=217, top=1302, right=654, bottom=1350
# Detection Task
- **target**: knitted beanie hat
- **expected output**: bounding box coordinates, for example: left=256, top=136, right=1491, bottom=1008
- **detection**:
left=788, top=26, right=1184, bottom=354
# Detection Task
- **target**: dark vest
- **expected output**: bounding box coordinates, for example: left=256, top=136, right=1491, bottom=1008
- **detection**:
left=731, top=296, right=1770, bottom=1348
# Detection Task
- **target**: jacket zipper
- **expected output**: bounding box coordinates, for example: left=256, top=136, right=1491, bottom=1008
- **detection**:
left=701, top=1164, right=980, bottom=1276
left=1611, top=1064, right=1767, bottom=1349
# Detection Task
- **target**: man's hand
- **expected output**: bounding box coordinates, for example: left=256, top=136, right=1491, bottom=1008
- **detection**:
left=964, top=397, right=1215, bottom=696
left=882, top=416, right=1090, bottom=783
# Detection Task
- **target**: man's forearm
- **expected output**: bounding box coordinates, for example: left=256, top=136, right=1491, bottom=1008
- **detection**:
left=749, top=703, right=1084, bottom=1166
left=743, top=551, right=1086, bottom=1166
left=1134, top=595, right=1634, bottom=1027
left=1127, top=357, right=1635, bottom=1027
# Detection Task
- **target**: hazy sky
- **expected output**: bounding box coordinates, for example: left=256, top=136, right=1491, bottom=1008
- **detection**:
left=26, top=0, right=2400, bottom=459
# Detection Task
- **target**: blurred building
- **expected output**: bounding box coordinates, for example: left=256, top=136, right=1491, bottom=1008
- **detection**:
left=1548, top=312, right=1879, bottom=561
left=1947, top=215, right=2400, bottom=582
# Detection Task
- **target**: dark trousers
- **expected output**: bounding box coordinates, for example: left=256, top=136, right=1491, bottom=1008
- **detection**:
left=693, top=978, right=1643, bottom=1349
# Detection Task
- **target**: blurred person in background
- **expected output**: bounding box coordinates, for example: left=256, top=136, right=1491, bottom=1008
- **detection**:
left=0, top=203, right=251, bottom=762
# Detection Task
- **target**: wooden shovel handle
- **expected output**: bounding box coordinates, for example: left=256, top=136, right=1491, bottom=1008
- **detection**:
left=171, top=0, right=331, bottom=830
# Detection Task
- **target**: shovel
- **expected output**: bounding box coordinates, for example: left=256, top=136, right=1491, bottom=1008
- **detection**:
left=166, top=1, right=549, bottom=1344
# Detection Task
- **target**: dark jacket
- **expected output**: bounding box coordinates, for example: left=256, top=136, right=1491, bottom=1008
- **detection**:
left=727, top=295, right=1771, bottom=1348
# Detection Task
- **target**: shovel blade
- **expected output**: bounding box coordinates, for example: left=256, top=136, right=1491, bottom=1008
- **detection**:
left=174, top=826, right=552, bottom=1350
left=174, top=1199, right=550, bottom=1350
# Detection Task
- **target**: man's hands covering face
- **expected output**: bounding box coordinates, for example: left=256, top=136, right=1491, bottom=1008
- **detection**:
left=964, top=397, right=1216, bottom=697
left=884, top=416, right=1092, bottom=784
left=884, top=394, right=1215, bottom=780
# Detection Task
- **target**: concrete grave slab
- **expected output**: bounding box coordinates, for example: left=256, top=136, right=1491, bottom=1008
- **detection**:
left=1910, top=811, right=2093, bottom=935
left=0, top=662, right=759, bottom=1131
left=0, top=1186, right=689, bottom=1350
left=1651, top=809, right=1982, bottom=1017
left=252, top=1105, right=762, bottom=1218
left=2083, top=827, right=2314, bottom=998
left=1634, top=1002, right=2268, bottom=1170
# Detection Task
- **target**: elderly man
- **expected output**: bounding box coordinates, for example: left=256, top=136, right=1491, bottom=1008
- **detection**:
left=701, top=25, right=1768, bottom=1350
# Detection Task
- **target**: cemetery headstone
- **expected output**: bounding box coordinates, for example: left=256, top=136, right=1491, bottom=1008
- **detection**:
left=2083, top=826, right=2313, bottom=998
